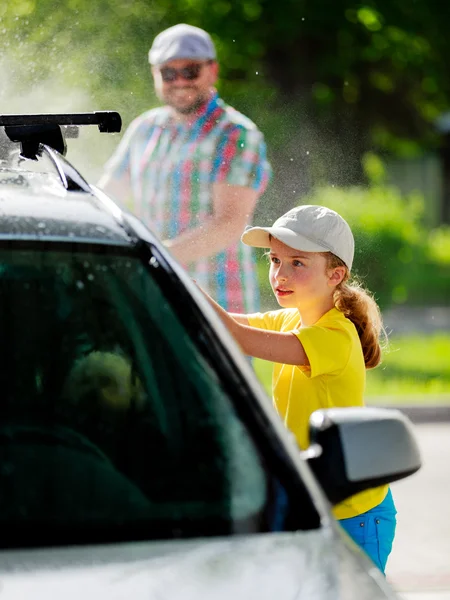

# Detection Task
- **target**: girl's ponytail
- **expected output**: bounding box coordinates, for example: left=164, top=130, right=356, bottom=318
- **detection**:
left=324, top=253, right=385, bottom=369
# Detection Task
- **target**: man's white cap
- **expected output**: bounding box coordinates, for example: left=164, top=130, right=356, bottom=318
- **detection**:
left=241, top=204, right=355, bottom=270
left=149, top=24, right=216, bottom=66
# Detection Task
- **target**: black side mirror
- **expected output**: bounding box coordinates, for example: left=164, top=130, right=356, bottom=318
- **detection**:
left=303, top=407, right=421, bottom=505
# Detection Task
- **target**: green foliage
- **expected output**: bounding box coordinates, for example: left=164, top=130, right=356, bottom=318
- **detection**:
left=366, top=333, right=450, bottom=398
left=304, top=185, right=450, bottom=308
left=1, top=0, right=450, bottom=163
left=428, top=226, right=450, bottom=264
left=0, top=0, right=171, bottom=124
left=1, top=0, right=449, bottom=305
left=165, top=0, right=450, bottom=151
left=362, top=151, right=386, bottom=184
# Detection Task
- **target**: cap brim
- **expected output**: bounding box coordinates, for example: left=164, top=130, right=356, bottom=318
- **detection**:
left=241, top=226, right=330, bottom=253
left=150, top=51, right=216, bottom=65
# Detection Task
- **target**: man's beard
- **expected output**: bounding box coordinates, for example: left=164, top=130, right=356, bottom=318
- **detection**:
left=175, top=97, right=205, bottom=114
left=165, top=89, right=208, bottom=115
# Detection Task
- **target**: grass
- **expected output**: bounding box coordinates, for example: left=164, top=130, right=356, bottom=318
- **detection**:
left=253, top=333, right=450, bottom=405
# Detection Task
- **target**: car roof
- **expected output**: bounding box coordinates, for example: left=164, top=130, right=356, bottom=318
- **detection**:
left=0, top=167, right=133, bottom=246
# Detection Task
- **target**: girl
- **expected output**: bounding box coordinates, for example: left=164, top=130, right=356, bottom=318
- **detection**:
left=201, top=204, right=397, bottom=573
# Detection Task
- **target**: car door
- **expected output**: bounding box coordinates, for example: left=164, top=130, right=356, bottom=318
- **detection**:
left=0, top=240, right=320, bottom=544
left=0, top=239, right=402, bottom=599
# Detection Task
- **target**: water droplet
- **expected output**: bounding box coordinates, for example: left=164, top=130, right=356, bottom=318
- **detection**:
left=76, top=281, right=84, bottom=290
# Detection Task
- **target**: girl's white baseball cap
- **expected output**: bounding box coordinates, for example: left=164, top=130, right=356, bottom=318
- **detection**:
left=241, top=204, right=355, bottom=270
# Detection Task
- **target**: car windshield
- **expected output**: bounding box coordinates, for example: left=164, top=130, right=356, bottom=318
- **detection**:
left=0, top=243, right=272, bottom=548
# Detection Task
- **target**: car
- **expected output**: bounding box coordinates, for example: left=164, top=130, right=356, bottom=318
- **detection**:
left=0, top=112, right=421, bottom=599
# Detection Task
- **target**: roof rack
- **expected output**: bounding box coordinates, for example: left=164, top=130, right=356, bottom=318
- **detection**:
left=0, top=111, right=121, bottom=160
left=0, top=111, right=122, bottom=192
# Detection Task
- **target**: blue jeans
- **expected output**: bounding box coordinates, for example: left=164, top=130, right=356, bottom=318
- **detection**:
left=338, top=489, right=397, bottom=573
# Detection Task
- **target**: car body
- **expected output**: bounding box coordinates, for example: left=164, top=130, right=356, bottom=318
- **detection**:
left=0, top=114, right=421, bottom=599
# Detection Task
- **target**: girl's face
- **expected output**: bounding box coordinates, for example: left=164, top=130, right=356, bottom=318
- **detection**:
left=268, top=237, right=337, bottom=309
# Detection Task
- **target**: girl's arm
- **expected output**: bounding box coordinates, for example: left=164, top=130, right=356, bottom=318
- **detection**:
left=229, top=313, right=250, bottom=326
left=202, top=290, right=309, bottom=366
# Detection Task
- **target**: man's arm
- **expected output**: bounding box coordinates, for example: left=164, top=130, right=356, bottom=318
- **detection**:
left=164, top=182, right=259, bottom=264
left=97, top=172, right=133, bottom=212
left=97, top=117, right=142, bottom=211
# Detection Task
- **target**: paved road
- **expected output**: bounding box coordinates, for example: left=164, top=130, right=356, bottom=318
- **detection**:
left=383, top=307, right=450, bottom=335
left=385, top=423, right=450, bottom=599
left=402, top=595, right=450, bottom=600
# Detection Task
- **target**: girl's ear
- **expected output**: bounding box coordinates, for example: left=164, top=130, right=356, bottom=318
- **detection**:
left=328, top=266, right=346, bottom=287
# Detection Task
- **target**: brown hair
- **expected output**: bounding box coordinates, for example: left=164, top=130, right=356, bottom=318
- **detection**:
left=322, top=252, right=386, bottom=369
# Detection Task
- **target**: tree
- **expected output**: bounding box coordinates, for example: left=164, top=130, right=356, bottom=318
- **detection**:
left=1, top=0, right=450, bottom=207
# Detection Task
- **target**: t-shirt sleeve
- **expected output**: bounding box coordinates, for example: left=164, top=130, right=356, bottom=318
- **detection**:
left=294, top=326, right=352, bottom=378
left=210, top=126, right=272, bottom=195
left=247, top=310, right=286, bottom=332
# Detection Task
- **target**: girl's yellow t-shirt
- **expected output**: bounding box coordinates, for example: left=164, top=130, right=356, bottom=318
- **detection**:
left=248, top=306, right=388, bottom=520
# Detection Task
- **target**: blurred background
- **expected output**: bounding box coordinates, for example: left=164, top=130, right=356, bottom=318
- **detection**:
left=0, top=0, right=449, bottom=402
left=0, top=3, right=450, bottom=596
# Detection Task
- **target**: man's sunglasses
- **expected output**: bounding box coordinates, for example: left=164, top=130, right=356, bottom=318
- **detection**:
left=159, top=61, right=213, bottom=83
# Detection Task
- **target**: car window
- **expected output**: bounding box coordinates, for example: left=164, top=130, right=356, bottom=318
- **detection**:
left=0, top=244, right=276, bottom=547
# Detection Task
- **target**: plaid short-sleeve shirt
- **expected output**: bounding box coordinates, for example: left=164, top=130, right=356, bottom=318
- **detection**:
left=102, top=92, right=272, bottom=312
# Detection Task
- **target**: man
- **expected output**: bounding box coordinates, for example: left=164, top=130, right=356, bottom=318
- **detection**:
left=99, top=23, right=272, bottom=312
